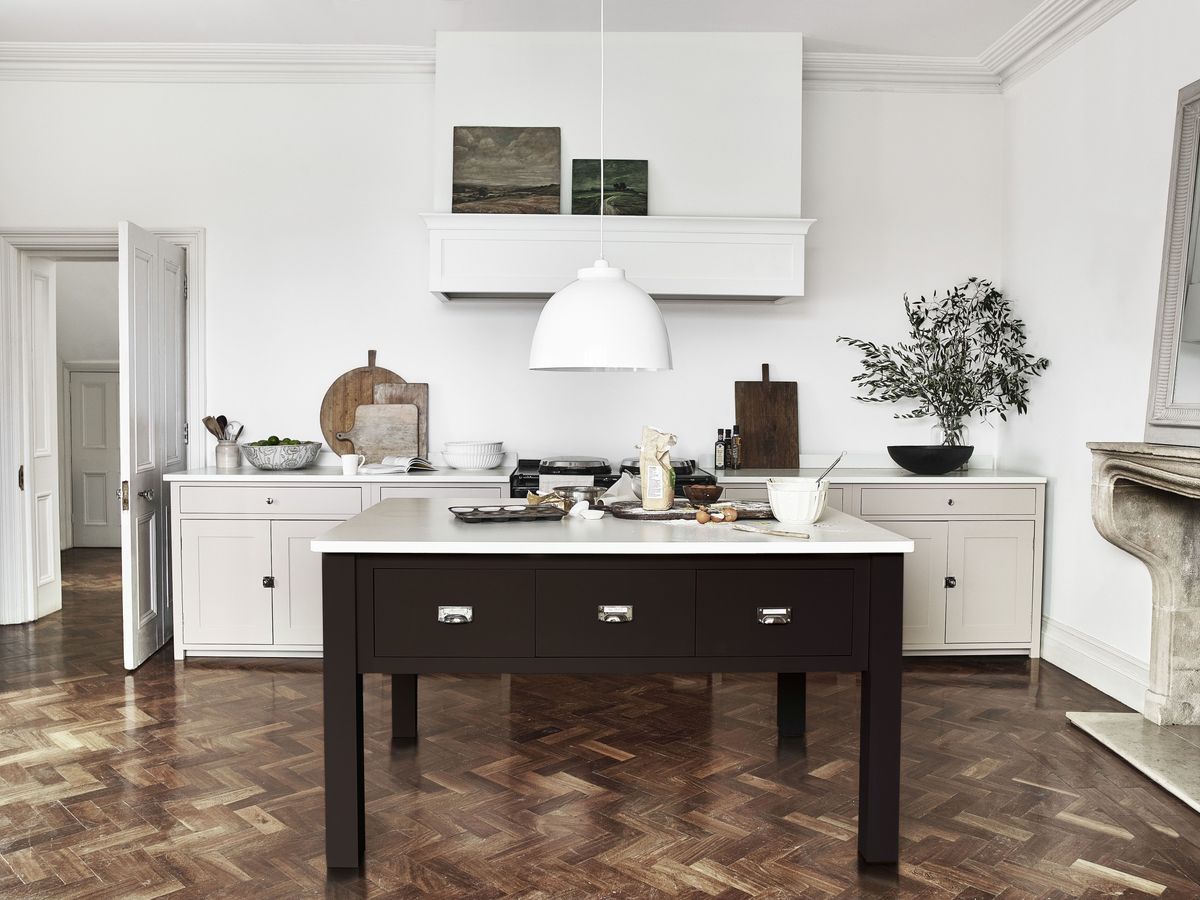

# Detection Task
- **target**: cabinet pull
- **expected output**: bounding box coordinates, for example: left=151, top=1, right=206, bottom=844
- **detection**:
left=758, top=607, right=791, bottom=625
left=265, top=497, right=275, bottom=505
left=263, top=576, right=275, bottom=588
left=945, top=576, right=957, bottom=588
left=438, top=605, right=473, bottom=624
left=598, top=605, right=633, bottom=623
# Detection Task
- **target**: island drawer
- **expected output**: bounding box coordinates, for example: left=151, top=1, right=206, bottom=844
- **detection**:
left=859, top=486, right=1036, bottom=517
left=535, top=571, right=694, bottom=657
left=378, top=485, right=505, bottom=501
left=178, top=485, right=363, bottom=516
left=371, top=568, right=534, bottom=657
left=696, top=568, right=863, bottom=657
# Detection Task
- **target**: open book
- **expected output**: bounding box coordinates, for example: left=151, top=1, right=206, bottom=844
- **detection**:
left=359, top=455, right=436, bottom=474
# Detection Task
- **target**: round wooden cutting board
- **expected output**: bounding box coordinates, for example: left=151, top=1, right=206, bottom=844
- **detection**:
left=320, top=350, right=405, bottom=455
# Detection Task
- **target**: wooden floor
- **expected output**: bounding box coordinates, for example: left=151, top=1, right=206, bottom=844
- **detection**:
left=0, top=551, right=1198, bottom=898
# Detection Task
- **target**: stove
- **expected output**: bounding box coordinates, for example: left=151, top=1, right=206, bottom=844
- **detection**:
left=510, top=456, right=716, bottom=497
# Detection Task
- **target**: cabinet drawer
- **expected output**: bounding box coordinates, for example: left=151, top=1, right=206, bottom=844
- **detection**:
left=372, top=568, right=533, bottom=657
left=179, top=485, right=362, bottom=516
left=536, top=571, right=694, bottom=657
left=696, top=569, right=862, bottom=657
left=860, top=487, right=1035, bottom=517
left=379, top=485, right=504, bottom=501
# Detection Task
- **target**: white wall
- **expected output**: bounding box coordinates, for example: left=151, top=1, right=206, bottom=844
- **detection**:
left=0, top=36, right=1002, bottom=467
left=56, top=261, right=118, bottom=362
left=1001, top=0, right=1200, bottom=696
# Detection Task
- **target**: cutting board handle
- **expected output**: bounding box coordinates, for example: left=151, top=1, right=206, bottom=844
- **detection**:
left=762, top=362, right=770, bottom=382
left=367, top=349, right=377, bottom=368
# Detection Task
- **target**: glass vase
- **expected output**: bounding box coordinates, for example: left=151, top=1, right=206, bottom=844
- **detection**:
left=931, top=421, right=970, bottom=448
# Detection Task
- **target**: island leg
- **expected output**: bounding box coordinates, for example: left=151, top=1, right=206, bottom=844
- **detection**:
left=858, top=553, right=903, bottom=864
left=323, top=554, right=364, bottom=868
left=777, top=672, right=806, bottom=736
left=392, top=674, right=417, bottom=739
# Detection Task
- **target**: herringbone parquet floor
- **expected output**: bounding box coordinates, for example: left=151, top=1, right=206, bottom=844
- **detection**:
left=0, top=549, right=1198, bottom=898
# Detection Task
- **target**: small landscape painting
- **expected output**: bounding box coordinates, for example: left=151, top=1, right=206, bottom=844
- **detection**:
left=572, top=159, right=648, bottom=215
left=452, top=126, right=561, bottom=214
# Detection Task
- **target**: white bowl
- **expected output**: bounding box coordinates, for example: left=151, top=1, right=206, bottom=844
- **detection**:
left=444, top=440, right=503, bottom=453
left=766, top=477, right=828, bottom=525
left=442, top=447, right=505, bottom=469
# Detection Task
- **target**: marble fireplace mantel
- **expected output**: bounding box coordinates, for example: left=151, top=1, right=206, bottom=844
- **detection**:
left=1088, top=441, right=1200, bottom=726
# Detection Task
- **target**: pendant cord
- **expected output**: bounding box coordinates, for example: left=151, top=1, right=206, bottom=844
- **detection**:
left=599, top=0, right=605, bottom=262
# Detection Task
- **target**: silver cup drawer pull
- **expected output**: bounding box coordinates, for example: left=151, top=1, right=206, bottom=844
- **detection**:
left=437, top=605, right=473, bottom=624
left=758, top=607, right=792, bottom=625
left=598, top=605, right=633, bottom=623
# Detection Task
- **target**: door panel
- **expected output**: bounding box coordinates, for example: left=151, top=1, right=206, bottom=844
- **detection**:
left=270, top=520, right=329, bottom=645
left=70, top=371, right=121, bottom=547
left=27, top=257, right=61, bottom=618
left=180, top=519, right=272, bottom=644
left=120, top=222, right=187, bottom=669
left=874, top=520, right=948, bottom=646
left=946, top=520, right=1035, bottom=643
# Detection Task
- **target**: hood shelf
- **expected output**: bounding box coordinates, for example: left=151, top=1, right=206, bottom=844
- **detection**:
left=421, top=213, right=815, bottom=304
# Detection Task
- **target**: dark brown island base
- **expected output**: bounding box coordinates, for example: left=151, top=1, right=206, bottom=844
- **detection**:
left=313, top=500, right=912, bottom=869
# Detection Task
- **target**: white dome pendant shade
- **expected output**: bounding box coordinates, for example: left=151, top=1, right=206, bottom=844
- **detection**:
left=529, top=260, right=673, bottom=371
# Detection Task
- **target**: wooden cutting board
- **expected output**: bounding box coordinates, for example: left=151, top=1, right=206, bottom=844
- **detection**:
left=607, top=500, right=774, bottom=521
left=374, top=382, right=429, bottom=459
left=335, top=404, right=418, bottom=463
left=734, top=363, right=799, bottom=468
left=320, top=351, right=405, bottom=455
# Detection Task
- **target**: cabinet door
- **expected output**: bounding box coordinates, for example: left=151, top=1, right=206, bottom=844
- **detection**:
left=946, top=521, right=1035, bottom=643
left=270, top=520, right=330, bottom=645
left=180, top=520, right=272, bottom=644
left=875, top=520, right=948, bottom=646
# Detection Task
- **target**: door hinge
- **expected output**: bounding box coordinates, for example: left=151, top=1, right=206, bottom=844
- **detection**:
left=262, top=576, right=275, bottom=589
left=183, top=421, right=189, bottom=445
left=120, top=480, right=130, bottom=511
left=17, top=464, right=23, bottom=492
left=183, top=273, right=188, bottom=302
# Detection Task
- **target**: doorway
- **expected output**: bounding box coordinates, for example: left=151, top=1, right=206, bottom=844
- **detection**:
left=0, top=227, right=206, bottom=671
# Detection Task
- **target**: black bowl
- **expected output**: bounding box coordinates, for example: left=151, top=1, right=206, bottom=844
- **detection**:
left=887, top=445, right=974, bottom=476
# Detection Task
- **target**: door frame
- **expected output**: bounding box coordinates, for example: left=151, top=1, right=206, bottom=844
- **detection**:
left=60, top=361, right=120, bottom=551
left=0, top=227, right=206, bottom=624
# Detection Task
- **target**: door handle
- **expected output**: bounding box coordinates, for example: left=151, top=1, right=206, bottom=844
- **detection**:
left=945, top=576, right=957, bottom=588
left=758, top=607, right=791, bottom=625
left=17, top=465, right=23, bottom=492
left=137, top=488, right=155, bottom=502
left=598, top=605, right=633, bottom=623
left=438, top=605, right=473, bottom=624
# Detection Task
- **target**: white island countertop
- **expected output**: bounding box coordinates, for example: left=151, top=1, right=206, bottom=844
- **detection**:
left=312, top=499, right=914, bottom=556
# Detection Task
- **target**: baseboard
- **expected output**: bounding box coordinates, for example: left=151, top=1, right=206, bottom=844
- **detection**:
left=1041, top=616, right=1147, bottom=711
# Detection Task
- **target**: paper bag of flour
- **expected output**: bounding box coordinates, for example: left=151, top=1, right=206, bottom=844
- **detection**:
left=639, top=426, right=677, bottom=511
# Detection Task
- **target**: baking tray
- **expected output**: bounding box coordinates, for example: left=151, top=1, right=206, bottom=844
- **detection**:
left=449, top=504, right=567, bottom=524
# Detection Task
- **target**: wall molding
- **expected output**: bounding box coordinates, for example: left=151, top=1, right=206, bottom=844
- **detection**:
left=0, top=42, right=436, bottom=83
left=0, top=1, right=1139, bottom=91
left=1041, top=616, right=1148, bottom=711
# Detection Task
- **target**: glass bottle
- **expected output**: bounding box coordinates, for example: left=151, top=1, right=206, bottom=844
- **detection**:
left=713, top=429, right=726, bottom=470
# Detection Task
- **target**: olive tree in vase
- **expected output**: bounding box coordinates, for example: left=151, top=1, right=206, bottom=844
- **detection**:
left=837, top=277, right=1049, bottom=475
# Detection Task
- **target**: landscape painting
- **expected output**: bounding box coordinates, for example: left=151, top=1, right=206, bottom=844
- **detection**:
left=571, top=159, right=648, bottom=215
left=452, top=126, right=561, bottom=214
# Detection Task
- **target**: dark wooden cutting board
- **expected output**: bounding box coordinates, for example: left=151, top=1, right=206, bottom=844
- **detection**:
left=607, top=500, right=774, bottom=520
left=734, top=363, right=799, bottom=468
left=319, top=351, right=405, bottom=456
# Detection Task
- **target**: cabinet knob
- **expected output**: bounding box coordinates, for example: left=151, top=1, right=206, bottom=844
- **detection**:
left=758, top=606, right=792, bottom=625
left=947, top=498, right=955, bottom=506
left=265, top=497, right=275, bottom=505
left=598, top=605, right=633, bottom=623
left=945, top=576, right=957, bottom=589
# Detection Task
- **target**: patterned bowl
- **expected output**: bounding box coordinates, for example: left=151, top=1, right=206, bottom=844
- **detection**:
left=240, top=441, right=322, bottom=470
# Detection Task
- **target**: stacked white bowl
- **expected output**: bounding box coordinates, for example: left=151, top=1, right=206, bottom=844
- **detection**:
left=766, top=477, right=828, bottom=526
left=442, top=440, right=505, bottom=469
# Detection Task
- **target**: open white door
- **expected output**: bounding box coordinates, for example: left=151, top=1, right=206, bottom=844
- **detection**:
left=24, top=257, right=62, bottom=619
left=119, top=222, right=186, bottom=670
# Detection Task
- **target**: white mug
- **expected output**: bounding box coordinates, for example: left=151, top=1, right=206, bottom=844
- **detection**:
left=341, top=453, right=366, bottom=476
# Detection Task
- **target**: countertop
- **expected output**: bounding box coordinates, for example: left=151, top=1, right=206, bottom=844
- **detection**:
left=716, top=467, right=1047, bottom=485
left=311, top=500, right=914, bottom=556
left=164, top=462, right=514, bottom=484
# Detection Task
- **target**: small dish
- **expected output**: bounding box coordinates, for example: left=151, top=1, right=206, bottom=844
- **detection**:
left=683, top=484, right=725, bottom=506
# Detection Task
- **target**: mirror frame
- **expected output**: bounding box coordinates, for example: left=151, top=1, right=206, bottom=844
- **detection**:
left=1146, top=77, right=1200, bottom=444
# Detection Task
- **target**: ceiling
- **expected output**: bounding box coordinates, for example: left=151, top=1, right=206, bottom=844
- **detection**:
left=0, top=0, right=1046, bottom=57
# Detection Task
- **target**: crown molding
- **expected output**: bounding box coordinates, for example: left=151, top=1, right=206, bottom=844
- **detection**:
left=803, top=53, right=999, bottom=94
left=0, top=42, right=436, bottom=83
left=979, top=0, right=1139, bottom=88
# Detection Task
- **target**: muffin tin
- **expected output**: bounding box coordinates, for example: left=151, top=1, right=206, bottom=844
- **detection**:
left=448, top=504, right=566, bottom=524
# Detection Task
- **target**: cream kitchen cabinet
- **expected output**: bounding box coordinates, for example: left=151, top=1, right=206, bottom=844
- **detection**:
left=166, top=464, right=514, bottom=658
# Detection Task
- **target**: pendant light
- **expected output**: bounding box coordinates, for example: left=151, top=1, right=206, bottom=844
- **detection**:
left=528, top=0, right=673, bottom=372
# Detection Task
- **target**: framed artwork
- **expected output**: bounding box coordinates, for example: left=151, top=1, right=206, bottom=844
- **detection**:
left=572, top=159, right=648, bottom=215
left=452, top=126, right=561, bottom=214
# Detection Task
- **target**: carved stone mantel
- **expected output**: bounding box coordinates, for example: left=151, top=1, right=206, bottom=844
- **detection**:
left=1089, top=442, right=1200, bottom=725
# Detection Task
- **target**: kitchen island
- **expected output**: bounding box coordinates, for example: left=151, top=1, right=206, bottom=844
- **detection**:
left=313, top=499, right=913, bottom=868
